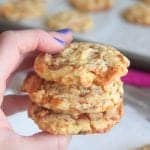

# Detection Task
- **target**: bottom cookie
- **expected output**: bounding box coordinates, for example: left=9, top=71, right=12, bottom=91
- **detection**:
left=29, top=102, right=123, bottom=135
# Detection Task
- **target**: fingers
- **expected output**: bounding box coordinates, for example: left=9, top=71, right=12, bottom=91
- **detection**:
left=15, top=51, right=39, bottom=72
left=6, top=51, right=38, bottom=87
left=0, top=109, right=12, bottom=129
left=2, top=95, right=29, bottom=116
left=1, top=95, right=71, bottom=149
left=0, top=80, right=6, bottom=104
left=12, top=29, right=72, bottom=54
left=0, top=129, right=71, bottom=150
left=23, top=132, right=71, bottom=150
left=0, top=29, right=73, bottom=80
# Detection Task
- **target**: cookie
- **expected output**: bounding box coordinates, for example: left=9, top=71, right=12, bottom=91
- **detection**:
left=22, top=73, right=123, bottom=116
left=142, top=0, right=150, bottom=4
left=29, top=102, right=123, bottom=135
left=140, top=145, right=150, bottom=150
left=0, top=0, right=45, bottom=21
left=69, top=0, right=115, bottom=12
left=47, top=11, right=93, bottom=32
left=123, top=3, right=150, bottom=26
left=34, top=42, right=129, bottom=87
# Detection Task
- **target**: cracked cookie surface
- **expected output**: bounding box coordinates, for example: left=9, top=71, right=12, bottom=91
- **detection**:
left=34, top=42, right=129, bottom=87
left=22, top=73, right=123, bottom=116
left=29, top=102, right=123, bottom=135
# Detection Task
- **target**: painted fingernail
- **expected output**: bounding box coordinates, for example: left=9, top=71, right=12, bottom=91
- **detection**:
left=54, top=37, right=65, bottom=45
left=57, top=28, right=72, bottom=34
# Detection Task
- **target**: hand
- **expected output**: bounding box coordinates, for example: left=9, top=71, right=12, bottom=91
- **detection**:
left=0, top=29, right=72, bottom=150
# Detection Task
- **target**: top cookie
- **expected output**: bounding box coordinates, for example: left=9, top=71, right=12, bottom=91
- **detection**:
left=0, top=0, right=45, bottom=21
left=123, top=3, right=150, bottom=26
left=69, top=0, right=115, bottom=12
left=34, top=42, right=129, bottom=87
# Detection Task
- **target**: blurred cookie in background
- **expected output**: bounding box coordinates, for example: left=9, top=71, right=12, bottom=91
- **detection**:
left=138, top=144, right=150, bottom=150
left=69, top=0, right=116, bottom=12
left=142, top=0, right=150, bottom=4
left=0, top=0, right=45, bottom=21
left=47, top=10, right=93, bottom=32
left=123, top=3, right=150, bottom=26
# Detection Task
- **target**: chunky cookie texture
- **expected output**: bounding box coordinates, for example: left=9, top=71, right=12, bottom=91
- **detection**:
left=23, top=73, right=123, bottom=116
left=0, top=0, right=45, bottom=21
left=47, top=11, right=93, bottom=32
left=69, top=0, right=115, bottom=12
left=123, top=3, right=150, bottom=26
left=29, top=102, right=123, bottom=135
left=22, top=41, right=129, bottom=135
left=34, top=42, right=129, bottom=87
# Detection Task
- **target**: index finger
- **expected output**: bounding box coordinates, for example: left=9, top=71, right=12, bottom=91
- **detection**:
left=0, top=29, right=72, bottom=80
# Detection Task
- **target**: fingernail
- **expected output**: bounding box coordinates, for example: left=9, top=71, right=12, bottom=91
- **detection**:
left=54, top=37, right=65, bottom=45
left=57, top=28, right=72, bottom=34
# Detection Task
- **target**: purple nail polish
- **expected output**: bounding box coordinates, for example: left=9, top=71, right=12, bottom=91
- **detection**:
left=57, top=28, right=72, bottom=34
left=54, top=37, right=65, bottom=45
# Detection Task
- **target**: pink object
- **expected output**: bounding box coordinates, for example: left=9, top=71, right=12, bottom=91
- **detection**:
left=122, top=69, right=150, bottom=87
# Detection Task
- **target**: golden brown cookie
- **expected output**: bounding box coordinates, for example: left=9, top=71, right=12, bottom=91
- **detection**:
left=34, top=42, right=129, bottom=87
left=29, top=102, right=123, bottom=135
left=0, top=0, right=45, bottom=21
left=47, top=11, right=93, bottom=32
left=69, top=0, right=115, bottom=12
left=123, top=3, right=150, bottom=26
left=142, top=0, right=150, bottom=4
left=22, top=73, right=123, bottom=116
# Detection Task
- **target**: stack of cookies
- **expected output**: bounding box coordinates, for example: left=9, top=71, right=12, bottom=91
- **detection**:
left=22, top=42, right=129, bottom=135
